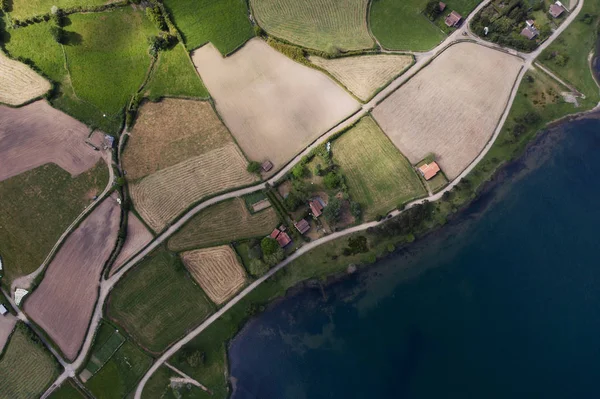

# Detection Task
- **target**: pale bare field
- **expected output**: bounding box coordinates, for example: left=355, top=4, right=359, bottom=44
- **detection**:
left=310, top=54, right=413, bottom=101
left=0, top=314, right=17, bottom=354
left=24, top=195, right=120, bottom=361
left=0, top=51, right=51, bottom=106
left=373, top=43, right=523, bottom=179
left=0, top=100, right=101, bottom=182
left=123, top=99, right=232, bottom=180
left=130, top=144, right=257, bottom=232
left=191, top=38, right=360, bottom=171
left=181, top=246, right=246, bottom=305
left=109, top=212, right=153, bottom=276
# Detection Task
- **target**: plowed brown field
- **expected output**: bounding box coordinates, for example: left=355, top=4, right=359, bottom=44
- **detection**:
left=109, top=212, right=153, bottom=276
left=0, top=51, right=51, bottom=106
left=181, top=246, right=246, bottom=305
left=24, top=195, right=121, bottom=361
left=0, top=101, right=101, bottom=182
left=373, top=43, right=523, bottom=179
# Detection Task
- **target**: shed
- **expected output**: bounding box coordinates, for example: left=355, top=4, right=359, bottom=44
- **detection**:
left=276, top=231, right=292, bottom=247
left=549, top=3, right=564, bottom=17
left=270, top=229, right=281, bottom=239
left=445, top=11, right=462, bottom=27
left=261, top=160, right=273, bottom=172
left=294, top=219, right=311, bottom=235
left=0, top=305, right=6, bottom=316
left=418, top=162, right=441, bottom=181
left=309, top=199, right=324, bottom=217
left=526, top=19, right=535, bottom=27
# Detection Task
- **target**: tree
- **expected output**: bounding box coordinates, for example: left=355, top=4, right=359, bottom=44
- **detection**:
left=284, top=192, right=303, bottom=211
left=146, top=5, right=167, bottom=31
left=49, top=26, right=65, bottom=44
left=350, top=201, right=361, bottom=219
left=248, top=244, right=262, bottom=260
left=347, top=235, right=368, bottom=254
left=323, top=171, right=342, bottom=189
left=247, top=161, right=261, bottom=174
left=424, top=0, right=441, bottom=20
left=291, top=163, right=307, bottom=179
left=264, top=247, right=284, bottom=266
left=261, top=237, right=279, bottom=256
left=324, top=197, right=341, bottom=223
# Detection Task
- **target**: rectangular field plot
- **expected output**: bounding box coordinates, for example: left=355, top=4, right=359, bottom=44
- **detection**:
left=333, top=117, right=426, bottom=219
left=373, top=43, right=523, bottom=180
left=83, top=330, right=126, bottom=376
left=191, top=38, right=360, bottom=172
left=181, top=246, right=247, bottom=305
left=169, top=197, right=279, bottom=251
left=108, top=250, right=215, bottom=353
left=0, top=323, right=60, bottom=399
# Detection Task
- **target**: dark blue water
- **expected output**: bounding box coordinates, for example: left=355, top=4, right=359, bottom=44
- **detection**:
left=229, top=116, right=600, bottom=399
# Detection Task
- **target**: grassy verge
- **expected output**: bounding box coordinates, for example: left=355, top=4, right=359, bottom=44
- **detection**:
left=107, top=249, right=215, bottom=353
left=48, top=379, right=86, bottom=399
left=163, top=0, right=254, bottom=54
left=0, top=161, right=108, bottom=283
left=8, top=0, right=108, bottom=20
left=142, top=364, right=206, bottom=398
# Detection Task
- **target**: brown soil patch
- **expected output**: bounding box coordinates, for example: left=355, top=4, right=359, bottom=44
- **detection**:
left=181, top=246, right=246, bottom=305
left=0, top=51, right=51, bottom=106
left=310, top=54, right=413, bottom=101
left=0, top=101, right=101, bottom=182
left=24, top=195, right=121, bottom=361
left=123, top=99, right=232, bottom=180
left=191, top=38, right=360, bottom=172
left=373, top=43, right=523, bottom=179
left=0, top=314, right=17, bottom=354
left=109, top=212, right=153, bottom=276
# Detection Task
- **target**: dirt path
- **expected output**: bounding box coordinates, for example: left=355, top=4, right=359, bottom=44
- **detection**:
left=165, top=363, right=211, bottom=393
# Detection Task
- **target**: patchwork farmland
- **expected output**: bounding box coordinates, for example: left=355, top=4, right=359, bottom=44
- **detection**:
left=251, top=0, right=373, bottom=52
left=333, top=117, right=427, bottom=219
left=0, top=101, right=103, bottom=182
left=181, top=246, right=247, bottom=305
left=125, top=99, right=258, bottom=231
left=373, top=43, right=523, bottom=179
left=310, top=54, right=414, bottom=101
left=169, top=197, right=279, bottom=251
left=108, top=250, right=214, bottom=353
left=192, top=38, right=360, bottom=171
left=0, top=51, right=50, bottom=106
left=109, top=213, right=154, bottom=276
left=24, top=195, right=121, bottom=360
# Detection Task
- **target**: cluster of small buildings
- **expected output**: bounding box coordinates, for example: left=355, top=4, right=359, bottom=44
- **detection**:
left=270, top=225, right=291, bottom=248
left=270, top=196, right=326, bottom=248
left=520, top=2, right=566, bottom=40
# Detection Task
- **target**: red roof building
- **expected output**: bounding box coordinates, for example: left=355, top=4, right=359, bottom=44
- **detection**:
left=439, top=2, right=447, bottom=11
left=270, top=229, right=280, bottom=239
left=418, top=162, right=441, bottom=181
left=549, top=3, right=564, bottom=18
left=261, top=160, right=273, bottom=172
left=294, top=219, right=310, bottom=235
left=445, top=11, right=462, bottom=27
left=309, top=199, right=324, bottom=217
left=276, top=231, right=292, bottom=247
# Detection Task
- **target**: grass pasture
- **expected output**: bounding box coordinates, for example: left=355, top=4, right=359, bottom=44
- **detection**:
left=373, top=42, right=523, bottom=179
left=192, top=38, right=359, bottom=172
left=0, top=162, right=108, bottom=283
left=0, top=50, right=50, bottom=105
left=84, top=329, right=126, bottom=376
left=0, top=323, right=60, bottom=399
left=182, top=246, right=247, bottom=305
left=310, top=54, right=413, bottom=101
left=144, top=44, right=209, bottom=100
left=48, top=379, right=86, bottom=399
left=251, top=0, right=373, bottom=52
left=108, top=250, right=215, bottom=353
left=169, top=198, right=279, bottom=251
left=8, top=0, right=113, bottom=20
left=333, top=117, right=426, bottom=219
left=164, top=0, right=254, bottom=54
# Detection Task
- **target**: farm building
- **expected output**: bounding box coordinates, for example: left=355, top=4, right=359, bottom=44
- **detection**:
left=0, top=305, right=7, bottom=316
left=309, top=198, right=324, bottom=217
left=445, top=11, right=462, bottom=27
left=270, top=227, right=292, bottom=247
left=262, top=160, right=273, bottom=172
left=418, top=162, right=441, bottom=180
left=294, top=219, right=311, bottom=235
left=549, top=2, right=565, bottom=17
left=270, top=228, right=280, bottom=239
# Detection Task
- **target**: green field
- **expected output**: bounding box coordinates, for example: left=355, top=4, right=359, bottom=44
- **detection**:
left=48, top=379, right=86, bottom=399
left=164, top=0, right=254, bottom=54
left=251, top=0, right=373, bottom=53
left=333, top=117, right=426, bottom=219
left=0, top=162, right=108, bottom=283
left=83, top=328, right=126, bottom=375
left=144, top=43, right=209, bottom=100
left=9, top=0, right=110, bottom=20
left=108, top=249, right=215, bottom=353
left=142, top=365, right=206, bottom=399
left=168, top=198, right=279, bottom=252
left=0, top=323, right=61, bottom=399
left=540, top=2, right=600, bottom=103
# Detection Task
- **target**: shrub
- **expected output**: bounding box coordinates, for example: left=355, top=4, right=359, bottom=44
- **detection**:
left=264, top=248, right=285, bottom=266
left=324, top=197, right=341, bottom=223
left=347, top=235, right=368, bottom=255
left=49, top=26, right=65, bottom=44
left=248, top=244, right=262, bottom=260
left=261, top=237, right=279, bottom=256
left=323, top=171, right=342, bottom=189
left=247, top=161, right=261, bottom=174
left=146, top=5, right=167, bottom=31
left=248, top=259, right=269, bottom=276
left=350, top=202, right=361, bottom=219
left=283, top=192, right=303, bottom=212
left=291, top=163, right=307, bottom=179
left=254, top=25, right=265, bottom=37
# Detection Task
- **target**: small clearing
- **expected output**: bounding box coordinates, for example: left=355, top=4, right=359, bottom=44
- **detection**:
left=373, top=43, right=523, bottom=179
left=24, top=195, right=121, bottom=361
left=251, top=0, right=373, bottom=52
left=310, top=54, right=413, bottom=101
left=333, top=117, right=426, bottom=219
left=0, top=51, right=51, bottom=106
left=0, top=100, right=102, bottom=182
left=109, top=213, right=153, bottom=276
left=191, top=38, right=360, bottom=171
left=169, top=197, right=279, bottom=251
left=181, top=246, right=247, bottom=305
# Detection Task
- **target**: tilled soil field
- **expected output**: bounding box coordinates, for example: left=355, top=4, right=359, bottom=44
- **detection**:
left=109, top=213, right=154, bottom=276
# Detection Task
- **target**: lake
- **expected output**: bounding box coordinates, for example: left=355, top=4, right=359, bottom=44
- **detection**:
left=229, top=116, right=600, bottom=398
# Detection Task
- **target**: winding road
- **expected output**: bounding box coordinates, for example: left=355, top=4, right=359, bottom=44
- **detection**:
left=37, top=0, right=588, bottom=397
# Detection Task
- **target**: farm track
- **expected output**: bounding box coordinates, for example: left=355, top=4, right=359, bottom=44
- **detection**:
left=37, top=0, right=586, bottom=396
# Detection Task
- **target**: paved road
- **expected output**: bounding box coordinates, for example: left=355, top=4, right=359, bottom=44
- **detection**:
left=41, top=0, right=586, bottom=396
